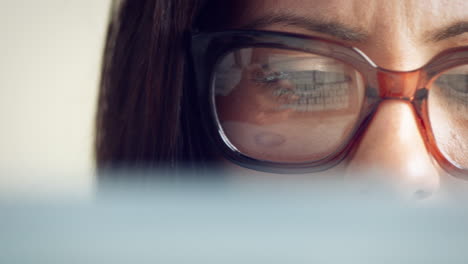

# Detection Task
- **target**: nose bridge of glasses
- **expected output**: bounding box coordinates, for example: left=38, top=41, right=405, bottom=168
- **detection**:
left=377, top=70, right=420, bottom=99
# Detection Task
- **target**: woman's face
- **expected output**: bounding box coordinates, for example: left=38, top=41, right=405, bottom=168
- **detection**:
left=215, top=0, right=468, bottom=197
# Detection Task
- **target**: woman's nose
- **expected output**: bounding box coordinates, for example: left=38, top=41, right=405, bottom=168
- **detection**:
left=344, top=100, right=440, bottom=199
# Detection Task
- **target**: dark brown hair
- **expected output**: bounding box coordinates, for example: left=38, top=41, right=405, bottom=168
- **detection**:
left=96, top=0, right=237, bottom=172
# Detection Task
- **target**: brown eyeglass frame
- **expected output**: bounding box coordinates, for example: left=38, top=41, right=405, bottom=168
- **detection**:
left=191, top=30, right=468, bottom=179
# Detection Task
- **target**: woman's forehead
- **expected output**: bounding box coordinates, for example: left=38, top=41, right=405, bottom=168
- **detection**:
left=224, top=0, right=468, bottom=70
left=230, top=0, right=468, bottom=41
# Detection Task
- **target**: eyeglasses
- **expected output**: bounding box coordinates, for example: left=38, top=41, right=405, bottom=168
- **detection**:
left=191, top=30, right=468, bottom=179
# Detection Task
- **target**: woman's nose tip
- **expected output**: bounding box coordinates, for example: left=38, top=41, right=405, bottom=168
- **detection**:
left=344, top=100, right=440, bottom=199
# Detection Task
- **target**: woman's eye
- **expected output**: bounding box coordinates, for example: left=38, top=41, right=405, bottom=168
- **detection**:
left=249, top=68, right=353, bottom=111
left=435, top=74, right=468, bottom=94
left=434, top=73, right=468, bottom=107
left=253, top=71, right=290, bottom=84
left=255, top=70, right=351, bottom=97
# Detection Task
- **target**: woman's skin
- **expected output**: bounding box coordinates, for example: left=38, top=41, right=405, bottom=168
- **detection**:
left=222, top=0, right=468, bottom=198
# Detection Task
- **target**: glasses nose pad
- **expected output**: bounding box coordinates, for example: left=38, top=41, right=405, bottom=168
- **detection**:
left=343, top=100, right=440, bottom=200
left=377, top=70, right=420, bottom=99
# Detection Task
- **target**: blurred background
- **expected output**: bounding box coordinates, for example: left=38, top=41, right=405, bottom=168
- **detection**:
left=0, top=0, right=112, bottom=198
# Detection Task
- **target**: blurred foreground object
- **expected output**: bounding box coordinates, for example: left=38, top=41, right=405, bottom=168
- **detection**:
left=2, top=176, right=468, bottom=264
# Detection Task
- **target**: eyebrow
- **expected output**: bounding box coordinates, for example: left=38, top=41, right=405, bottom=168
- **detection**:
left=428, top=22, right=468, bottom=42
left=241, top=13, right=468, bottom=44
left=240, top=13, right=369, bottom=42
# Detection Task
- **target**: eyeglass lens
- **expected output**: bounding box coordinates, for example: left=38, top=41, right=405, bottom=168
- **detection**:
left=213, top=48, right=364, bottom=163
left=428, top=65, right=468, bottom=169
left=213, top=47, right=468, bottom=168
